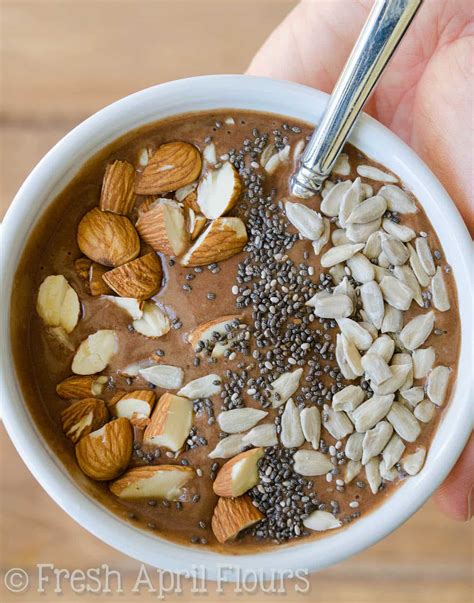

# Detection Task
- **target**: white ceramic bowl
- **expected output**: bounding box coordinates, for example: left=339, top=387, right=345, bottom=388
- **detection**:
left=1, top=75, right=472, bottom=580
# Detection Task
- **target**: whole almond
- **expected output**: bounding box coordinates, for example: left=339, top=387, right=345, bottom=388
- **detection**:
left=180, top=217, right=247, bottom=266
left=100, top=160, right=136, bottom=215
left=211, top=495, right=263, bottom=543
left=77, top=207, right=140, bottom=267
left=136, top=200, right=189, bottom=256
left=61, top=398, right=109, bottom=443
left=136, top=142, right=202, bottom=195
left=75, top=417, right=133, bottom=481
left=56, top=375, right=108, bottom=399
left=102, top=253, right=163, bottom=300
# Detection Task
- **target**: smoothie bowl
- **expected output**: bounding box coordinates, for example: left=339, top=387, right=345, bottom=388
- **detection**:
left=1, top=75, right=472, bottom=579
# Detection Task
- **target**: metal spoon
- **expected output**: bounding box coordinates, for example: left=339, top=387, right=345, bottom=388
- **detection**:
left=290, top=0, right=423, bottom=198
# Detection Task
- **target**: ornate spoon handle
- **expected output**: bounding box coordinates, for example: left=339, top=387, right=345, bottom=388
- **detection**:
left=290, top=0, right=423, bottom=198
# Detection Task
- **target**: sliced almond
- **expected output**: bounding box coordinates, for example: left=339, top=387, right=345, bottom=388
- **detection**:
left=367, top=335, right=395, bottom=363
left=387, top=402, right=420, bottom=442
left=102, top=252, right=163, bottom=300
left=211, top=495, right=264, bottom=543
left=213, top=448, right=263, bottom=497
left=414, top=400, right=436, bottom=423
left=175, top=181, right=198, bottom=203
left=381, top=304, right=403, bottom=334
left=280, top=399, right=305, bottom=448
left=382, top=433, right=405, bottom=470
left=37, top=275, right=80, bottom=333
left=136, top=199, right=188, bottom=256
left=320, top=180, right=352, bottom=217
left=332, top=385, right=365, bottom=412
left=346, top=253, right=375, bottom=284
left=371, top=364, right=411, bottom=395
left=361, top=353, right=392, bottom=385
left=187, top=210, right=207, bottom=241
left=322, top=406, right=354, bottom=440
left=352, top=394, right=394, bottom=433
left=431, top=266, right=450, bottom=311
left=100, top=160, right=136, bottom=215
left=188, top=315, right=241, bottom=351
left=178, top=374, right=222, bottom=399
left=365, top=458, right=382, bottom=494
left=378, top=185, right=416, bottom=213
left=208, top=434, right=246, bottom=459
left=360, top=281, right=384, bottom=330
left=426, top=365, right=450, bottom=406
left=415, top=237, right=436, bottom=276
left=392, top=264, right=423, bottom=307
left=361, top=420, right=393, bottom=465
left=103, top=296, right=144, bottom=320
left=345, top=432, right=364, bottom=461
left=401, top=447, right=426, bottom=476
left=300, top=406, right=321, bottom=449
left=56, top=375, right=108, bottom=399
left=293, top=450, right=333, bottom=476
left=217, top=408, right=267, bottom=434
left=337, top=318, right=373, bottom=351
left=344, top=459, right=362, bottom=484
left=285, top=202, right=324, bottom=240
left=303, top=510, right=342, bottom=532
left=72, top=330, right=118, bottom=375
left=347, top=195, right=387, bottom=224
left=139, top=364, right=183, bottom=389
left=321, top=243, right=364, bottom=268
left=136, top=142, right=202, bottom=195
left=399, top=311, right=435, bottom=350
left=408, top=243, right=431, bottom=287
left=357, top=165, right=398, bottom=183
left=269, top=368, right=303, bottom=408
left=346, top=218, right=381, bottom=243
left=75, top=417, right=133, bottom=481
left=61, top=398, right=109, bottom=443
left=242, top=423, right=278, bottom=447
left=108, top=390, right=155, bottom=420
left=110, top=465, right=193, bottom=500
left=77, top=208, right=140, bottom=268
left=382, top=218, right=415, bottom=242
left=412, top=347, right=435, bottom=379
left=143, top=393, right=193, bottom=451
left=197, top=162, right=241, bottom=219
left=132, top=302, right=170, bottom=338
left=312, top=217, right=331, bottom=255
left=180, top=217, right=247, bottom=266
left=306, top=291, right=353, bottom=319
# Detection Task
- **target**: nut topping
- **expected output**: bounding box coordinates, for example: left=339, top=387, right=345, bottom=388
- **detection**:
left=102, top=252, right=163, bottom=299
left=136, top=142, right=202, bottom=195
left=77, top=208, right=140, bottom=267
left=75, top=417, right=133, bottom=481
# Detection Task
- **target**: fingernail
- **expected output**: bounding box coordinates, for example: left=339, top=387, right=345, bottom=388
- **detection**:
left=466, top=486, right=473, bottom=521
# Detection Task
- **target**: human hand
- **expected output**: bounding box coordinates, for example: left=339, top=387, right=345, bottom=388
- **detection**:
left=248, top=0, right=473, bottom=520
left=248, top=0, right=474, bottom=234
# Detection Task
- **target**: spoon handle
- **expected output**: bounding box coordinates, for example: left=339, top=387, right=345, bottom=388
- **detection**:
left=290, top=0, right=423, bottom=198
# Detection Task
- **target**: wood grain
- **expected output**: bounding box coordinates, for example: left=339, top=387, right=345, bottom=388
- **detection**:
left=0, top=2, right=472, bottom=602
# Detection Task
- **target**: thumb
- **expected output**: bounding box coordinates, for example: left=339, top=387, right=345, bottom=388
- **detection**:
left=434, top=432, right=473, bottom=521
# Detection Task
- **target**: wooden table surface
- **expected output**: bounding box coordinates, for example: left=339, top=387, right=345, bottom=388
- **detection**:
left=1, top=2, right=472, bottom=602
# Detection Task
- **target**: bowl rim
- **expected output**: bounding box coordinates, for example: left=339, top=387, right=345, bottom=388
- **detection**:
left=1, top=74, right=473, bottom=581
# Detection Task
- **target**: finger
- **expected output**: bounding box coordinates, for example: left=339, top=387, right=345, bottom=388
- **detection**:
left=247, top=0, right=371, bottom=93
left=434, top=432, right=474, bottom=521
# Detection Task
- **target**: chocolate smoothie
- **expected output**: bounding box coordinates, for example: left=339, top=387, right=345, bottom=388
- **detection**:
left=10, top=110, right=460, bottom=551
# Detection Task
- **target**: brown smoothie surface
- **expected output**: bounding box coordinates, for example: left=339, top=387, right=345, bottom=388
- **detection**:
left=10, top=110, right=460, bottom=552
